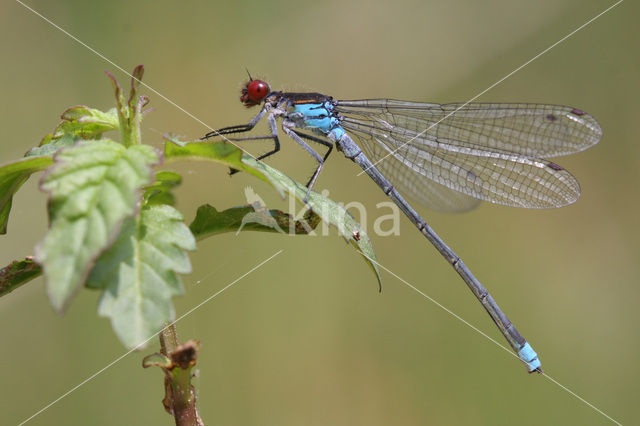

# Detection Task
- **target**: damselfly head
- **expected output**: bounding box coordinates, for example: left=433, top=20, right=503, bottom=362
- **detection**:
left=241, top=79, right=270, bottom=107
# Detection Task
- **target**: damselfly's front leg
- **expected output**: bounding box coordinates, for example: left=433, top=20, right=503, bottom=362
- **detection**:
left=201, top=107, right=281, bottom=174
left=201, top=106, right=268, bottom=139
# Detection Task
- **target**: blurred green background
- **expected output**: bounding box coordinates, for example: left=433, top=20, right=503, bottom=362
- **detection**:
left=1, top=0, right=637, bottom=425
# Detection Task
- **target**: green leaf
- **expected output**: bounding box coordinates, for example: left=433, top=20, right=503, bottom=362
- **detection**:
left=35, top=140, right=161, bottom=312
left=0, top=136, right=78, bottom=235
left=144, top=170, right=182, bottom=206
left=163, top=136, right=279, bottom=195
left=243, top=155, right=382, bottom=289
left=86, top=204, right=195, bottom=349
left=2, top=70, right=136, bottom=235
left=26, top=134, right=77, bottom=157
left=52, top=106, right=119, bottom=140
left=0, top=156, right=55, bottom=234
left=1, top=107, right=117, bottom=235
left=0, top=257, right=42, bottom=297
left=0, top=135, right=81, bottom=235
left=190, top=203, right=321, bottom=238
left=164, top=138, right=381, bottom=288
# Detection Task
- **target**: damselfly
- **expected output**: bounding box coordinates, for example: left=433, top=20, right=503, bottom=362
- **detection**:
left=203, top=76, right=602, bottom=373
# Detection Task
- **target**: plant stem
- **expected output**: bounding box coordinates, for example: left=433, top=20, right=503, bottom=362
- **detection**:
left=158, top=324, right=203, bottom=426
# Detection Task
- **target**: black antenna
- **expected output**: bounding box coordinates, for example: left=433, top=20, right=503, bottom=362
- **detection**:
left=245, top=68, right=253, bottom=81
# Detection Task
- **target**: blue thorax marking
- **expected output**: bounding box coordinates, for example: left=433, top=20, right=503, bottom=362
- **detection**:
left=291, top=101, right=345, bottom=141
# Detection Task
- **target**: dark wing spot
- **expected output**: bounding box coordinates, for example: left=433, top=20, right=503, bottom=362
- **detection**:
left=571, top=108, right=585, bottom=116
left=546, top=114, right=558, bottom=122
left=547, top=162, right=564, bottom=171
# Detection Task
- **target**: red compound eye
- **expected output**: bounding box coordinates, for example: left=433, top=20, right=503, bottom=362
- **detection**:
left=246, top=80, right=270, bottom=102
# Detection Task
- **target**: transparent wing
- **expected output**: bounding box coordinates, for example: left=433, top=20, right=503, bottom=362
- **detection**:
left=336, top=100, right=602, bottom=209
left=337, top=100, right=602, bottom=157
left=348, top=131, right=482, bottom=212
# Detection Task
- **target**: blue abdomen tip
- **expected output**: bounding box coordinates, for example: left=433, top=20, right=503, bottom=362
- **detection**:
left=519, top=342, right=542, bottom=372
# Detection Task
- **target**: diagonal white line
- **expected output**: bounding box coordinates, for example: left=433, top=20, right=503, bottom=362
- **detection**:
left=541, top=373, right=623, bottom=425
left=17, top=250, right=284, bottom=426
left=14, top=0, right=257, bottom=159
left=358, top=250, right=524, bottom=363
left=357, top=249, right=623, bottom=425
left=356, top=0, right=623, bottom=176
